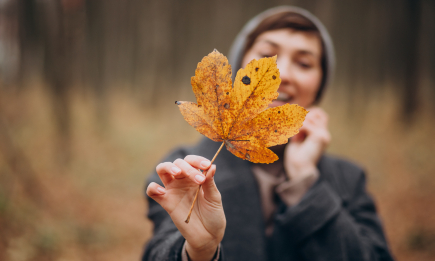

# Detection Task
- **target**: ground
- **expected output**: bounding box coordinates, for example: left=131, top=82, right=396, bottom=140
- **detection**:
left=0, top=84, right=434, bottom=260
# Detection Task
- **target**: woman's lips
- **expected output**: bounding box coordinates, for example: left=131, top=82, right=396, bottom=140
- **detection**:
left=277, top=92, right=290, bottom=101
left=270, top=100, right=287, bottom=107
left=269, top=92, right=293, bottom=107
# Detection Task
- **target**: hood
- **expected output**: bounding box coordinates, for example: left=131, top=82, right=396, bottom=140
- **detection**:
left=228, top=6, right=335, bottom=103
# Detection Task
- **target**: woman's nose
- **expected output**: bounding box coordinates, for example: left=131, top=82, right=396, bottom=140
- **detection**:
left=276, top=58, right=293, bottom=83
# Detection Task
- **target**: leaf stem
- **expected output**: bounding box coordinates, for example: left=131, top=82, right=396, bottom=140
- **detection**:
left=185, top=141, right=225, bottom=223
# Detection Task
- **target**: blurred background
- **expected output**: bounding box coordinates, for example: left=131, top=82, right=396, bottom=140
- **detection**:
left=0, top=0, right=434, bottom=260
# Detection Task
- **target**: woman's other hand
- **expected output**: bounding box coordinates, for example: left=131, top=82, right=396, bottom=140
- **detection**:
left=146, top=155, right=226, bottom=261
left=284, top=107, right=331, bottom=180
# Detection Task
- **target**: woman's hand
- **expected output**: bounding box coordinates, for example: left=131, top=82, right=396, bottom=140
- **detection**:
left=146, top=155, right=226, bottom=261
left=284, top=107, right=331, bottom=180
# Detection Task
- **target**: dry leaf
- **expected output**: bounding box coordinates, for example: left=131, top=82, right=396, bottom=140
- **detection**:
left=176, top=49, right=308, bottom=163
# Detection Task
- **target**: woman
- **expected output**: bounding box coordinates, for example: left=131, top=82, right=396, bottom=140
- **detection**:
left=143, top=6, right=394, bottom=261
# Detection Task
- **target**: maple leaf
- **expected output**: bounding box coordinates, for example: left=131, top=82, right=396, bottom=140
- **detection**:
left=176, top=49, right=307, bottom=164
left=178, top=50, right=309, bottom=223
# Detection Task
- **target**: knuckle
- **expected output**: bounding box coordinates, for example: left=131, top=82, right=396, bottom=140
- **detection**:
left=305, top=113, right=314, bottom=121
left=186, top=167, right=199, bottom=178
left=310, top=108, right=320, bottom=114
left=156, top=162, right=167, bottom=172
left=173, top=158, right=184, bottom=166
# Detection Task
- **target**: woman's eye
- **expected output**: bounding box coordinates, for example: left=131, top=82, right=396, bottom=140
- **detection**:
left=259, top=53, right=275, bottom=58
left=298, top=62, right=312, bottom=69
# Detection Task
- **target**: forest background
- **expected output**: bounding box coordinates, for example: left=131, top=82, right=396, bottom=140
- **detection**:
left=0, top=0, right=434, bottom=260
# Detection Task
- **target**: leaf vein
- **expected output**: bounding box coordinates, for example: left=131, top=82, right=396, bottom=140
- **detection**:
left=184, top=104, right=222, bottom=140
left=227, top=66, right=271, bottom=138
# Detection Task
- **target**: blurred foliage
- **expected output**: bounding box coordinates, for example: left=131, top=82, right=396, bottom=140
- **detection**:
left=0, top=0, right=434, bottom=260
left=1, top=0, right=434, bottom=117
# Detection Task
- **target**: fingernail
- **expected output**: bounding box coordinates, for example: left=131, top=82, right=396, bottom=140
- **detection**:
left=157, top=187, right=166, bottom=194
left=200, top=160, right=211, bottom=168
left=171, top=167, right=181, bottom=175
left=195, top=174, right=205, bottom=183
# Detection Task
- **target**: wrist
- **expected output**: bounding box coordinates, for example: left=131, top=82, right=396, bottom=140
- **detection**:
left=185, top=241, right=219, bottom=261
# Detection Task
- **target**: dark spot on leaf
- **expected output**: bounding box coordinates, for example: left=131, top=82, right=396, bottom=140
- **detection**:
left=275, top=130, right=277, bottom=133
left=224, top=103, right=230, bottom=109
left=269, top=118, right=270, bottom=120
left=278, top=111, right=281, bottom=114
left=272, top=75, right=276, bottom=80
left=255, top=67, right=259, bottom=72
left=245, top=153, right=250, bottom=160
left=226, top=92, right=229, bottom=95
left=242, top=76, right=251, bottom=85
left=262, top=97, right=265, bottom=100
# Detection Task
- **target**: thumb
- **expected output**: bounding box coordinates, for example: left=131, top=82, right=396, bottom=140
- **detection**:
left=201, top=164, right=221, bottom=203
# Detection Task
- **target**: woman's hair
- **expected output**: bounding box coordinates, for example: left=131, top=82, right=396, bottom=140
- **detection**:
left=243, top=12, right=326, bottom=103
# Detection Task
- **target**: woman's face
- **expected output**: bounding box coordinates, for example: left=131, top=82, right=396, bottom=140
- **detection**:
left=242, top=28, right=322, bottom=108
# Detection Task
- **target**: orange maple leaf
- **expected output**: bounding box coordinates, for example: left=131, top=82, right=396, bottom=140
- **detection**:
left=176, top=49, right=308, bottom=164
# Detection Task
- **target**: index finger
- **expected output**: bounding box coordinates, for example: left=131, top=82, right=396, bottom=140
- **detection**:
left=156, top=162, right=181, bottom=185
left=184, top=155, right=212, bottom=170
